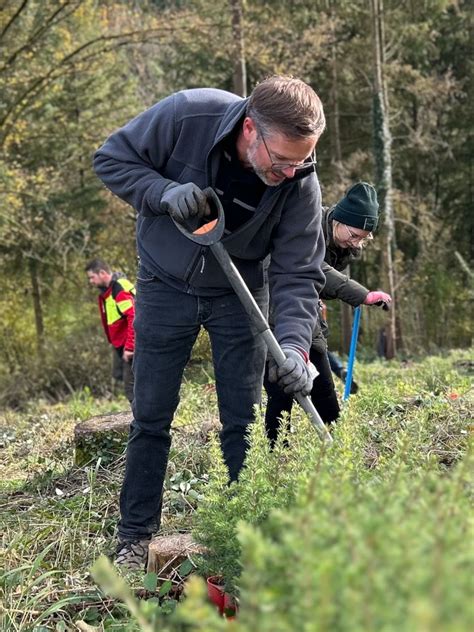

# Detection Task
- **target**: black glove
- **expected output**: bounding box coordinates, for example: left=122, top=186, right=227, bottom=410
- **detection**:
left=160, top=182, right=209, bottom=223
left=268, top=346, right=318, bottom=396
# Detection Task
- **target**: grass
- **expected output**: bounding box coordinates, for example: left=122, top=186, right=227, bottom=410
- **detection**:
left=0, top=350, right=472, bottom=630
left=1, top=362, right=216, bottom=630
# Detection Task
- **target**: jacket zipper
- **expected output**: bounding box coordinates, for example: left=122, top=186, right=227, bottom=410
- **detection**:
left=185, top=248, right=207, bottom=293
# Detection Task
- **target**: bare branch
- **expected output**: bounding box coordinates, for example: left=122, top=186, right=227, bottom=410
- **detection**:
left=393, top=217, right=422, bottom=233
left=0, top=0, right=30, bottom=40
left=0, top=18, right=230, bottom=144
left=1, top=1, right=84, bottom=72
left=454, top=251, right=473, bottom=280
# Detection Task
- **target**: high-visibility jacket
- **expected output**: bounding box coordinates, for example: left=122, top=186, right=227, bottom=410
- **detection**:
left=98, top=273, right=135, bottom=351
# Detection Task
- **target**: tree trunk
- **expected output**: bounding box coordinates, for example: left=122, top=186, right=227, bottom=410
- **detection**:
left=229, top=0, right=247, bottom=97
left=329, top=3, right=343, bottom=169
left=371, top=0, right=398, bottom=358
left=329, top=2, right=352, bottom=353
left=28, top=257, right=45, bottom=358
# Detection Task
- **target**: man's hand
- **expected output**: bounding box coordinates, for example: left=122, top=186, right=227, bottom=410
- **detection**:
left=268, top=346, right=318, bottom=396
left=160, top=182, right=210, bottom=223
left=364, top=291, right=392, bottom=309
left=123, top=349, right=134, bottom=363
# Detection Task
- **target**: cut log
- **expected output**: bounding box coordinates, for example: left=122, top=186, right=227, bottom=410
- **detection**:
left=198, top=417, right=221, bottom=441
left=147, top=533, right=206, bottom=575
left=174, top=416, right=221, bottom=444
left=74, top=410, right=132, bottom=466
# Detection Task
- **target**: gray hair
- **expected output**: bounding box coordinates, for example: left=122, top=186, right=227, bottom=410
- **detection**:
left=246, top=75, right=326, bottom=140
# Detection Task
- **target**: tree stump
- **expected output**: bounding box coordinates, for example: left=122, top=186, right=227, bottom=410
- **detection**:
left=147, top=533, right=206, bottom=575
left=198, top=417, right=221, bottom=442
left=174, top=416, right=221, bottom=445
left=74, top=411, right=132, bottom=466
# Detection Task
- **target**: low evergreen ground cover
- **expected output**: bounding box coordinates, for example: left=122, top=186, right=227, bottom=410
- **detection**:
left=1, top=351, right=472, bottom=630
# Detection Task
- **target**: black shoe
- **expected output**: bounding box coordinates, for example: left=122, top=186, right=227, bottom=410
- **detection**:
left=341, top=370, right=359, bottom=394
left=115, top=537, right=151, bottom=570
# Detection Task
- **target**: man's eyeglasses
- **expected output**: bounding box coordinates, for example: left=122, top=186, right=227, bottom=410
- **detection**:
left=343, top=224, right=373, bottom=245
left=259, top=130, right=317, bottom=174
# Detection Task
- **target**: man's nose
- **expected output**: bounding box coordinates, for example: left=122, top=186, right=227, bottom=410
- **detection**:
left=281, top=166, right=297, bottom=178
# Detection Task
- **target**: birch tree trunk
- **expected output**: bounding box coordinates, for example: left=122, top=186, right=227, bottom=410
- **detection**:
left=229, top=0, right=247, bottom=97
left=371, top=0, right=397, bottom=358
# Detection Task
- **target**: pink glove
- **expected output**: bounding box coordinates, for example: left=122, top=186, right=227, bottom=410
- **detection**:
left=364, top=291, right=392, bottom=308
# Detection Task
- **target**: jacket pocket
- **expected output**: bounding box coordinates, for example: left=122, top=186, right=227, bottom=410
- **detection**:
left=137, top=214, right=201, bottom=283
left=136, top=264, right=159, bottom=285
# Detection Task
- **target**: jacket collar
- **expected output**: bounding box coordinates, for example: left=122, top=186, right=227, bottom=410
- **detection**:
left=209, top=98, right=316, bottom=189
left=214, top=98, right=248, bottom=145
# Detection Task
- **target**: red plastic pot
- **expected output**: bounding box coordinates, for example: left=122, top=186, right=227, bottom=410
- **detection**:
left=207, top=575, right=225, bottom=614
left=206, top=576, right=238, bottom=619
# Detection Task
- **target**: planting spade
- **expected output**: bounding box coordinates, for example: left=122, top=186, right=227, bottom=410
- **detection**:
left=172, top=187, right=333, bottom=445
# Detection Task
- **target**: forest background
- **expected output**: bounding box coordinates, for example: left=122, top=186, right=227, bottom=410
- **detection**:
left=0, top=0, right=472, bottom=409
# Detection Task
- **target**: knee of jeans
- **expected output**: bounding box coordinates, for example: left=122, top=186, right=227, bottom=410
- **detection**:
left=220, top=417, right=255, bottom=439
left=131, top=403, right=175, bottom=435
left=131, top=418, right=172, bottom=440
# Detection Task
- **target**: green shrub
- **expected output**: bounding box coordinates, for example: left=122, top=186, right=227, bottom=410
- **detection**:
left=184, top=354, right=472, bottom=629
left=235, top=451, right=473, bottom=632
left=91, top=431, right=473, bottom=631
left=191, top=409, right=324, bottom=593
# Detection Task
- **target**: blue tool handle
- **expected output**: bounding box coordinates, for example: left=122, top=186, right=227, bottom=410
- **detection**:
left=343, top=306, right=361, bottom=401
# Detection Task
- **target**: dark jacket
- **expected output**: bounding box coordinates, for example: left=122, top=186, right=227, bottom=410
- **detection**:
left=320, top=207, right=369, bottom=307
left=94, top=88, right=325, bottom=352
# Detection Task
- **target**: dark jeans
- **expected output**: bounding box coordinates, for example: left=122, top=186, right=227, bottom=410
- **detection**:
left=327, top=350, right=344, bottom=378
left=113, top=347, right=135, bottom=403
left=118, top=266, right=268, bottom=541
left=264, top=345, right=340, bottom=446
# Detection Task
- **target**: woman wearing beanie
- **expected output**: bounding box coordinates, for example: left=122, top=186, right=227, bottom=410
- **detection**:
left=264, top=182, right=391, bottom=445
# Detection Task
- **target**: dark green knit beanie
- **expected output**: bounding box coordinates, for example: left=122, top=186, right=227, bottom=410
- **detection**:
left=332, top=182, right=379, bottom=231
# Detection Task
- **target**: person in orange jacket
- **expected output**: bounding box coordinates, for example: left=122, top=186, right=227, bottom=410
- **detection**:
left=86, top=258, right=136, bottom=402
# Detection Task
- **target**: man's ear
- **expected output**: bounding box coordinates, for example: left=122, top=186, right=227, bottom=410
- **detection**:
left=242, top=116, right=257, bottom=142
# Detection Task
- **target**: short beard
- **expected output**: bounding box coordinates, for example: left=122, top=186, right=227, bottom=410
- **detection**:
left=246, top=141, right=281, bottom=187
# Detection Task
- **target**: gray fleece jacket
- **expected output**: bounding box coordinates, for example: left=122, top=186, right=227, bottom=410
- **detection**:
left=93, top=88, right=325, bottom=352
